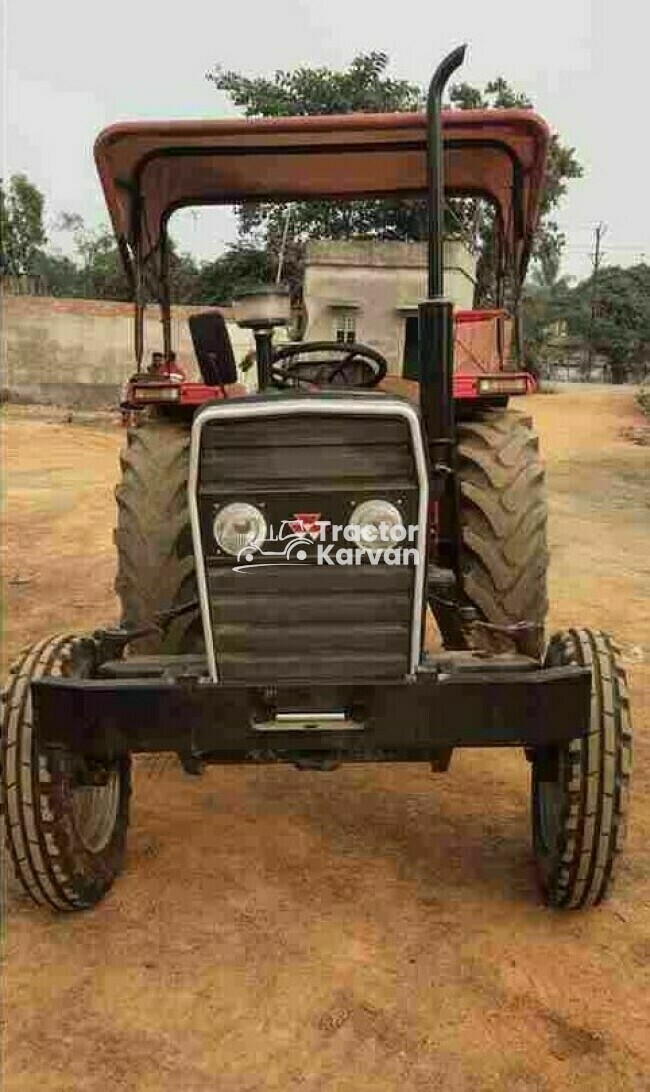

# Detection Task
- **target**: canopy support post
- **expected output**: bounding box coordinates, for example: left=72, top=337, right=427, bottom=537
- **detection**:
left=134, top=287, right=145, bottom=370
left=132, top=197, right=145, bottom=370
left=159, top=229, right=172, bottom=362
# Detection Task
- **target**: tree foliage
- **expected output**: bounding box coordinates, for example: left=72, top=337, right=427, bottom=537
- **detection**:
left=209, top=53, right=426, bottom=249
left=55, top=214, right=130, bottom=299
left=197, top=243, right=277, bottom=305
left=35, top=213, right=201, bottom=303
left=521, top=278, right=573, bottom=375
left=209, top=52, right=422, bottom=117
left=0, top=177, right=201, bottom=302
left=0, top=174, right=47, bottom=275
left=32, top=251, right=81, bottom=296
left=208, top=54, right=583, bottom=305
left=197, top=239, right=306, bottom=306
left=449, top=78, right=582, bottom=293
left=563, top=264, right=650, bottom=381
left=522, top=264, right=650, bottom=383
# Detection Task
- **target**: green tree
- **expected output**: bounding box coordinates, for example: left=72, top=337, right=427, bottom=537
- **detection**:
left=56, top=214, right=130, bottom=299
left=168, top=248, right=202, bottom=304
left=521, top=277, right=573, bottom=376
left=209, top=57, right=582, bottom=307
left=562, top=264, right=650, bottom=383
left=0, top=173, right=47, bottom=275
left=208, top=53, right=425, bottom=247
left=449, top=78, right=582, bottom=297
left=56, top=213, right=200, bottom=302
left=209, top=52, right=422, bottom=117
left=197, top=239, right=305, bottom=306
left=33, top=251, right=82, bottom=296
left=197, top=242, right=276, bottom=305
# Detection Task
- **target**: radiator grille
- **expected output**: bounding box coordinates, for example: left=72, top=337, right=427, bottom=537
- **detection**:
left=192, top=399, right=424, bottom=683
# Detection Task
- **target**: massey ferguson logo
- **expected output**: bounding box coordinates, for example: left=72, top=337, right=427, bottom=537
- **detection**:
left=287, top=512, right=322, bottom=538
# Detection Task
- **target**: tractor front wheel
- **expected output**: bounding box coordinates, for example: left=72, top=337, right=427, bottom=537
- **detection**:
left=532, top=629, right=632, bottom=909
left=1, top=635, right=131, bottom=911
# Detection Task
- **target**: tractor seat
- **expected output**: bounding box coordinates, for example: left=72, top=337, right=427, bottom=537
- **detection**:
left=188, top=310, right=238, bottom=386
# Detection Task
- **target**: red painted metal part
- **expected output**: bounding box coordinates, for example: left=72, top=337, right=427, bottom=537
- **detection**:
left=454, top=308, right=505, bottom=325
left=452, top=371, right=536, bottom=400
left=125, top=372, right=535, bottom=408
left=178, top=382, right=227, bottom=404
left=124, top=309, right=535, bottom=408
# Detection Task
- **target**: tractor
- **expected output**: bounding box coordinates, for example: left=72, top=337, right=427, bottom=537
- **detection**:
left=1, top=46, right=631, bottom=912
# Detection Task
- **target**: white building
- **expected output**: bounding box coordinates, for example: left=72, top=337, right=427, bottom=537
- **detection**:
left=302, top=239, right=477, bottom=376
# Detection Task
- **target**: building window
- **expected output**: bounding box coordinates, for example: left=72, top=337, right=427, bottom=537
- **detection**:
left=333, top=311, right=356, bottom=344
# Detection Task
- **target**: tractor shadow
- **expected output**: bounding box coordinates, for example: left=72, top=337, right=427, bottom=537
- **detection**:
left=200, top=759, right=537, bottom=910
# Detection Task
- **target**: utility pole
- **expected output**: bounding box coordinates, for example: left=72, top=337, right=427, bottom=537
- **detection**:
left=586, top=222, right=606, bottom=379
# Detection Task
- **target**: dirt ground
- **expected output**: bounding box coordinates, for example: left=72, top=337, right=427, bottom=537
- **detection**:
left=2, top=387, right=649, bottom=1091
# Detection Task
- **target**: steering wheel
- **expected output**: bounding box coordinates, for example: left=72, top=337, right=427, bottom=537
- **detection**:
left=270, top=341, right=388, bottom=390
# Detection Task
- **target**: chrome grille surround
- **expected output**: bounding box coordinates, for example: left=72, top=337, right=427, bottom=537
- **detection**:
left=188, top=395, right=429, bottom=683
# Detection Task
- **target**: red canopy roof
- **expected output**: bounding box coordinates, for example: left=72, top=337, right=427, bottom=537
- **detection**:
left=94, top=108, right=549, bottom=289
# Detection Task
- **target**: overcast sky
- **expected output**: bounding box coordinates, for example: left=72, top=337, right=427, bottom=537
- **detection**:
left=3, top=0, right=647, bottom=282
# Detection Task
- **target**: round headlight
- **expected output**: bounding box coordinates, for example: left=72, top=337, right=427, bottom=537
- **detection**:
left=347, top=499, right=405, bottom=551
left=213, top=502, right=267, bottom=556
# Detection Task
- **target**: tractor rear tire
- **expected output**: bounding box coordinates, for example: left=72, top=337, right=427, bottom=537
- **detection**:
left=114, top=421, right=201, bottom=654
left=457, top=408, right=548, bottom=657
left=1, top=634, right=131, bottom=911
left=532, top=629, right=632, bottom=909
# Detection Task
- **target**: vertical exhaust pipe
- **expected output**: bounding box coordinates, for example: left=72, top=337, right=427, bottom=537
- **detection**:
left=425, top=44, right=467, bottom=299
left=418, top=44, right=467, bottom=575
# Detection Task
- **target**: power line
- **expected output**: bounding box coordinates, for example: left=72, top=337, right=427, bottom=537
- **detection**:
left=562, top=243, right=648, bottom=252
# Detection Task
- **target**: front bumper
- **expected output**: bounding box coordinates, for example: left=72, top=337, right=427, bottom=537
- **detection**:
left=32, top=653, right=591, bottom=763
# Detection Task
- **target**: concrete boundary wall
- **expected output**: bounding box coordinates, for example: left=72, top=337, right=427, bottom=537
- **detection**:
left=1, top=294, right=254, bottom=407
